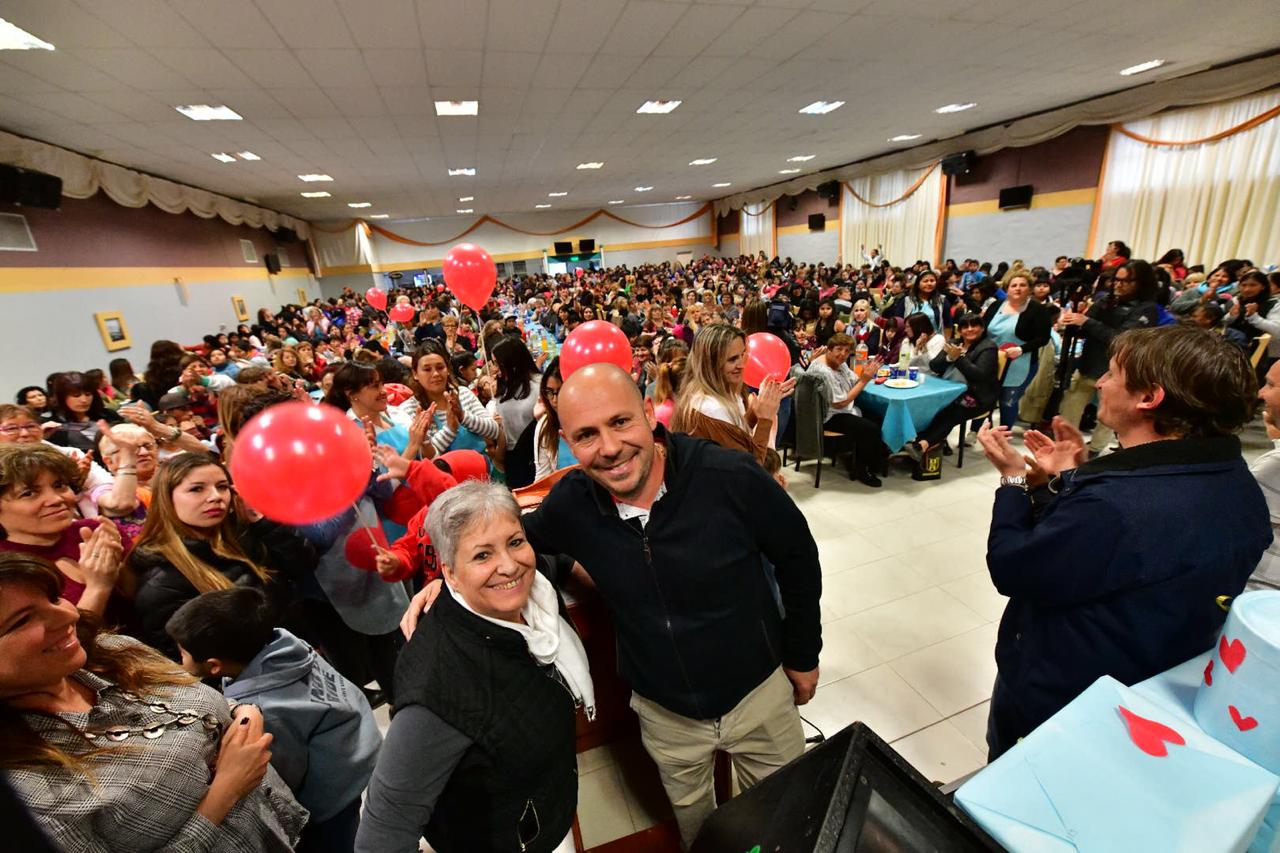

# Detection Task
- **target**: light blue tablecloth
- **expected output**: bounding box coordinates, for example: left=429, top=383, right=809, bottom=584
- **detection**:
left=857, top=375, right=967, bottom=451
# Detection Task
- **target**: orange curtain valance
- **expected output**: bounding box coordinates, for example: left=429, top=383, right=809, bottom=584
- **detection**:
left=1116, top=103, right=1280, bottom=147
left=843, top=162, right=940, bottom=209
left=314, top=203, right=713, bottom=247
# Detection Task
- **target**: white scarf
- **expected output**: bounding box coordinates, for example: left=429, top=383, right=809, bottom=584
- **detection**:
left=446, top=571, right=596, bottom=721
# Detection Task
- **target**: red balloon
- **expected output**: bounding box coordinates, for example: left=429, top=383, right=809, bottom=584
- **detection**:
left=389, top=303, right=415, bottom=323
left=230, top=401, right=372, bottom=525
left=743, top=332, right=791, bottom=388
left=443, top=243, right=497, bottom=311
left=365, top=287, right=388, bottom=311
left=560, top=320, right=632, bottom=378
left=574, top=267, right=585, bottom=278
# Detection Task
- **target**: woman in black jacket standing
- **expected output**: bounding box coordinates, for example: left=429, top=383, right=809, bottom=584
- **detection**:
left=357, top=481, right=590, bottom=853
left=128, top=451, right=317, bottom=659
left=905, top=313, right=1000, bottom=462
left=982, top=272, right=1055, bottom=427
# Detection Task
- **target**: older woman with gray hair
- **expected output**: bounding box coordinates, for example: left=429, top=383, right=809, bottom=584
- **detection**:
left=355, top=481, right=592, bottom=853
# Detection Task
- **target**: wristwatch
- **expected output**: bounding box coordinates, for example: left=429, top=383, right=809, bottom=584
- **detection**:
left=999, top=475, right=1028, bottom=491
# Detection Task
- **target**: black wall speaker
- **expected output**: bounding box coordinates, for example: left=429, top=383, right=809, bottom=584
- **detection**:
left=578, top=238, right=595, bottom=253
left=264, top=253, right=282, bottom=275
left=941, top=151, right=978, bottom=176
left=553, top=240, right=573, bottom=255
left=816, top=180, right=840, bottom=205
left=808, top=213, right=826, bottom=231
left=0, top=164, right=62, bottom=209
left=788, top=196, right=799, bottom=211
left=274, top=226, right=299, bottom=243
left=998, top=184, right=1033, bottom=210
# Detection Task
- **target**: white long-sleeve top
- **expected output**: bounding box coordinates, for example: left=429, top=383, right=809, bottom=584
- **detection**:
left=398, top=385, right=500, bottom=454
left=1248, top=441, right=1280, bottom=591
left=1246, top=300, right=1280, bottom=357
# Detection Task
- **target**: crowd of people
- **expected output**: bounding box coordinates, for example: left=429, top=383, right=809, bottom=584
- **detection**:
left=1, top=243, right=1276, bottom=852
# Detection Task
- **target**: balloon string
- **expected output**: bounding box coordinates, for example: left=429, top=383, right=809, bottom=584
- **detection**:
left=355, top=499, right=382, bottom=540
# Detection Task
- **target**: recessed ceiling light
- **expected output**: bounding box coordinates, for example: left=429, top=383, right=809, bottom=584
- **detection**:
left=0, top=18, right=54, bottom=50
left=434, top=100, right=478, bottom=116
left=211, top=152, right=236, bottom=163
left=300, top=191, right=331, bottom=198
left=235, top=151, right=260, bottom=160
left=448, top=167, right=476, bottom=176
left=456, top=208, right=474, bottom=214
left=689, top=158, right=717, bottom=166
left=799, top=100, right=844, bottom=115
left=675, top=195, right=692, bottom=200
left=535, top=204, right=552, bottom=209
left=576, top=162, right=604, bottom=170
left=298, top=174, right=332, bottom=182
left=458, top=196, right=474, bottom=203
left=889, top=134, right=922, bottom=142
left=935, top=102, right=977, bottom=114
left=1120, top=59, right=1166, bottom=76
left=348, top=202, right=372, bottom=208
left=778, top=168, right=800, bottom=174
left=787, top=155, right=815, bottom=162
left=712, top=182, right=731, bottom=188
left=175, top=104, right=242, bottom=121
left=634, top=186, right=653, bottom=192
left=548, top=191, right=568, bottom=197
left=608, top=199, right=625, bottom=204
left=637, top=100, right=681, bottom=114
left=369, top=214, right=390, bottom=219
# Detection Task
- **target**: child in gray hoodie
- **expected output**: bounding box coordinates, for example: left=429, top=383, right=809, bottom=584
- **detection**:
left=166, top=587, right=382, bottom=853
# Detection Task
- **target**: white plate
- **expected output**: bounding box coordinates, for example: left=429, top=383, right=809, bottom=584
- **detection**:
left=884, top=378, right=920, bottom=389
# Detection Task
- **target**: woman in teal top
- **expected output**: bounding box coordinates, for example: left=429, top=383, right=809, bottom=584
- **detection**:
left=981, top=273, right=1054, bottom=428
left=532, top=358, right=578, bottom=481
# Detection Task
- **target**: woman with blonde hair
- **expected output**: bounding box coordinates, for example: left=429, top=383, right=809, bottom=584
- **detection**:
left=671, top=324, right=791, bottom=463
left=0, top=552, right=305, bottom=851
left=270, top=345, right=305, bottom=381
left=129, top=452, right=316, bottom=659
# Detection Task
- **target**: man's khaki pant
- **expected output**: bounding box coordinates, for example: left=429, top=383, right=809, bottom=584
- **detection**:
left=1058, top=371, right=1114, bottom=452
left=630, top=667, right=804, bottom=849
left=1017, top=341, right=1057, bottom=425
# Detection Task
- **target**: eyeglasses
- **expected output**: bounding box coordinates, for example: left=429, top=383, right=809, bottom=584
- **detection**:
left=0, top=423, right=42, bottom=435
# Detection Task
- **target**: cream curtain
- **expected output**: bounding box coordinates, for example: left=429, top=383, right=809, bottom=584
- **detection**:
left=840, top=165, right=944, bottom=269
left=1092, top=90, right=1280, bottom=266
left=739, top=202, right=775, bottom=259
left=0, top=129, right=310, bottom=238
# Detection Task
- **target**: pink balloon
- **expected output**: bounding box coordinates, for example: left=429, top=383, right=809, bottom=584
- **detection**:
left=575, top=267, right=585, bottom=278
left=389, top=303, right=415, bottom=323
left=743, top=332, right=791, bottom=388
left=230, top=402, right=372, bottom=525
left=560, top=320, right=632, bottom=378
left=443, top=243, right=497, bottom=311
left=365, top=287, right=388, bottom=311
left=654, top=399, right=674, bottom=428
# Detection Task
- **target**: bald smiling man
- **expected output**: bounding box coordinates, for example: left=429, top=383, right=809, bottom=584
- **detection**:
left=520, top=364, right=822, bottom=846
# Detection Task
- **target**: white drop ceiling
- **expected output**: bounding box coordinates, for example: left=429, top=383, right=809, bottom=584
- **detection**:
left=0, top=0, right=1275, bottom=223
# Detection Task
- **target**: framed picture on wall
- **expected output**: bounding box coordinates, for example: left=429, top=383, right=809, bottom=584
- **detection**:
left=231, top=295, right=249, bottom=322
left=93, top=311, right=131, bottom=352
left=296, top=287, right=308, bottom=305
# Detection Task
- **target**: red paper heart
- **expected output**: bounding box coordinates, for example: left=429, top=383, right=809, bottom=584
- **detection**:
left=1219, top=635, right=1247, bottom=674
left=1204, top=659, right=1214, bottom=686
left=1229, top=705, right=1259, bottom=732
left=1118, top=705, right=1185, bottom=757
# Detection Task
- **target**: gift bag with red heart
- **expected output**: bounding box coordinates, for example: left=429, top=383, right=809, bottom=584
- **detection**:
left=1194, top=590, right=1280, bottom=774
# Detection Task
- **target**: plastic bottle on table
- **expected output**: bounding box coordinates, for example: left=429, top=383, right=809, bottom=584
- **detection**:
left=855, top=341, right=869, bottom=376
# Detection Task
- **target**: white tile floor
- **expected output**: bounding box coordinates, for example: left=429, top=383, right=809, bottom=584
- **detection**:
left=573, top=418, right=1275, bottom=848
left=393, top=420, right=1275, bottom=850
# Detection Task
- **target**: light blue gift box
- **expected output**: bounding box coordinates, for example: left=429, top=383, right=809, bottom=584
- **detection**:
left=955, top=676, right=1279, bottom=852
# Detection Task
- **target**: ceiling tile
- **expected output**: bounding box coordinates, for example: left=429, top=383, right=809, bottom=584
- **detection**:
left=544, top=0, right=628, bottom=54
left=223, top=49, right=317, bottom=88
left=379, top=86, right=436, bottom=115
left=424, top=49, right=484, bottom=89
left=3, top=0, right=133, bottom=48
left=417, top=0, right=487, bottom=50
left=530, top=53, right=594, bottom=89
left=598, top=1, right=689, bottom=57
left=167, top=0, right=285, bottom=48
left=257, top=0, right=355, bottom=49
left=653, top=4, right=743, bottom=57
left=149, top=48, right=259, bottom=88
left=294, top=49, right=376, bottom=89
left=73, top=0, right=209, bottom=46
left=363, top=49, right=429, bottom=88
left=334, top=0, right=422, bottom=48
left=482, top=51, right=541, bottom=89
left=486, top=0, right=558, bottom=53
left=703, top=5, right=798, bottom=56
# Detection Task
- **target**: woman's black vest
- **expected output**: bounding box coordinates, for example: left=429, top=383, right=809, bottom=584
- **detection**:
left=393, top=583, right=578, bottom=853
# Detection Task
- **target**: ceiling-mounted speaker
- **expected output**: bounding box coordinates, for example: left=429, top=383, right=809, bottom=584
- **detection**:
left=264, top=253, right=282, bottom=275
left=0, top=164, right=62, bottom=209
left=816, top=180, right=840, bottom=202
left=808, top=213, right=826, bottom=231
left=941, top=151, right=978, bottom=176
left=553, top=241, right=573, bottom=255
left=998, top=184, right=1033, bottom=210
left=578, top=238, right=595, bottom=253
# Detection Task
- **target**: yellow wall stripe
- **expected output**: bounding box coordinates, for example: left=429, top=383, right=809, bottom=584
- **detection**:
left=777, top=221, right=840, bottom=237
left=0, top=265, right=311, bottom=295
left=947, top=188, right=1097, bottom=218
